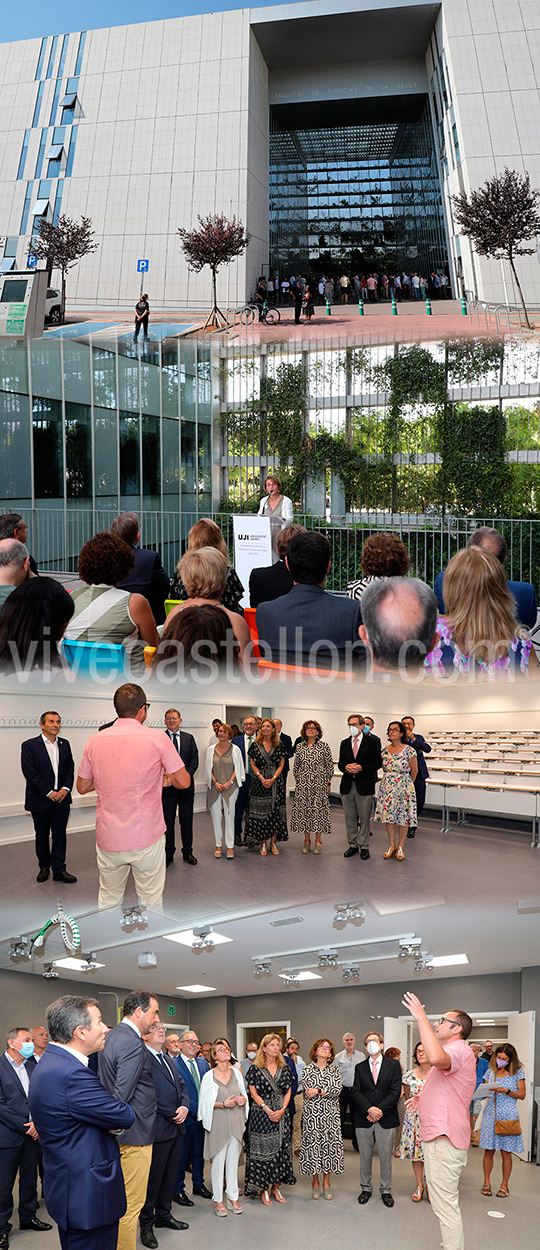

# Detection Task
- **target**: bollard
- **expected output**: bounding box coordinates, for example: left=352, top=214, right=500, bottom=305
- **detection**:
left=358, top=299, right=364, bottom=316
left=461, top=296, right=467, bottom=315
left=326, top=299, right=331, bottom=316
left=391, top=296, right=397, bottom=316
left=426, top=297, right=432, bottom=316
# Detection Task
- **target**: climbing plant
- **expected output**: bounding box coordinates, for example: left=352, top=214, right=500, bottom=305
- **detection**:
left=435, top=404, right=511, bottom=515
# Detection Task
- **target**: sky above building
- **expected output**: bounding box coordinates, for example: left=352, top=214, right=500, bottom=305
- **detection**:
left=4, top=0, right=269, bottom=43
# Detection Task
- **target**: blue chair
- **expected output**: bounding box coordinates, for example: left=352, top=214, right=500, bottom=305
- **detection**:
left=62, top=639, right=127, bottom=677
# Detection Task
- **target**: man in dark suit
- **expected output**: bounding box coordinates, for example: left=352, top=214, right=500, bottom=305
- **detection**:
left=274, top=718, right=294, bottom=782
left=28, top=995, right=134, bottom=1250
left=21, top=711, right=77, bottom=885
left=256, top=531, right=365, bottom=668
left=161, top=709, right=199, bottom=866
left=139, top=1023, right=190, bottom=1247
left=232, top=714, right=257, bottom=845
left=338, top=714, right=382, bottom=860
left=248, top=524, right=304, bottom=607
left=173, top=1030, right=211, bottom=1207
left=0, top=1027, right=51, bottom=1249
left=434, top=526, right=537, bottom=629
left=402, top=715, right=431, bottom=838
left=111, top=513, right=169, bottom=625
left=351, top=1031, right=402, bottom=1207
left=98, top=991, right=159, bottom=1250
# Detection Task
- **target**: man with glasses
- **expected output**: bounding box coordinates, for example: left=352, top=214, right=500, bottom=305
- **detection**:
left=232, top=715, right=257, bottom=846
left=403, top=994, right=476, bottom=1250
left=77, top=684, right=191, bottom=911
left=172, top=1033, right=212, bottom=1208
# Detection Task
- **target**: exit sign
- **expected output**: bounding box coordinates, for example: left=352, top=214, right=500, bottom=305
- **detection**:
left=167, top=1005, right=176, bottom=1016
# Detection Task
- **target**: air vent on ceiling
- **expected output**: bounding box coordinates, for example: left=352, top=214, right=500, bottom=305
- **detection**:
left=270, top=917, right=304, bottom=927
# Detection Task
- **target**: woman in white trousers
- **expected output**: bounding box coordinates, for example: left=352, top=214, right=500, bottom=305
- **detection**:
left=206, top=726, right=245, bottom=858
left=198, top=1039, right=248, bottom=1216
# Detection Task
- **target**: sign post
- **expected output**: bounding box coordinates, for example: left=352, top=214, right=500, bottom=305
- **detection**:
left=137, top=258, right=149, bottom=297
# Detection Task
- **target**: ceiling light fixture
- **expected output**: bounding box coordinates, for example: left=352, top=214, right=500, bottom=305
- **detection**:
left=54, top=954, right=105, bottom=973
left=121, top=905, right=148, bottom=930
left=429, top=954, right=469, bottom=968
left=333, top=902, right=365, bottom=925
left=164, top=928, right=232, bottom=949
left=42, top=963, right=59, bottom=979
left=254, top=961, right=272, bottom=978
left=318, top=949, right=339, bottom=968
left=342, top=964, right=361, bottom=981
left=176, top=984, right=216, bottom=994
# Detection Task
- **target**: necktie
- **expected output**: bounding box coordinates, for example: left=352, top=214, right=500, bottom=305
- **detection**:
left=189, top=1058, right=200, bottom=1092
left=371, top=1058, right=378, bottom=1083
left=352, top=737, right=359, bottom=759
left=171, top=733, right=180, bottom=753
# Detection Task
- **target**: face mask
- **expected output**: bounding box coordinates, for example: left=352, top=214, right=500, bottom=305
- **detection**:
left=363, top=726, right=370, bottom=734
left=366, top=1041, right=380, bottom=1057
left=496, top=1057, right=509, bottom=1068
left=349, top=725, right=360, bottom=737
left=20, top=1041, right=35, bottom=1059
left=247, top=1051, right=257, bottom=1061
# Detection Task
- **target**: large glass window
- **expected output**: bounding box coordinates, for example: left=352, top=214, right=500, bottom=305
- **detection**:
left=57, top=33, right=69, bottom=78
left=94, top=407, right=118, bottom=498
left=65, top=401, right=92, bottom=501
left=120, top=412, right=140, bottom=500
left=35, top=37, right=48, bottom=80
left=93, top=347, right=116, bottom=409
left=0, top=391, right=31, bottom=499
left=74, top=32, right=87, bottom=76
left=33, top=396, right=63, bottom=499
left=46, top=35, right=59, bottom=79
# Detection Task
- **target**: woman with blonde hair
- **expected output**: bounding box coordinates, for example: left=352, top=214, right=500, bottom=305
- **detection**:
left=165, top=547, right=250, bottom=664
left=257, top=476, right=294, bottom=560
left=170, top=518, right=244, bottom=611
left=198, top=1038, right=248, bottom=1216
left=244, top=717, right=288, bottom=856
left=244, top=1033, right=295, bottom=1205
left=425, top=547, right=536, bottom=677
left=299, top=1038, right=344, bottom=1198
left=206, top=724, right=245, bottom=858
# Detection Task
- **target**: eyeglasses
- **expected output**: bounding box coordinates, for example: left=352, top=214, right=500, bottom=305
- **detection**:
left=438, top=1016, right=460, bottom=1028
left=143, top=703, right=151, bottom=710
left=214, top=1044, right=230, bottom=1053
left=318, top=1043, right=332, bottom=1050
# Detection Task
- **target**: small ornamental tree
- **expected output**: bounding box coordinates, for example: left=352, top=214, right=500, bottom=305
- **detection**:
left=451, top=168, right=540, bottom=329
left=28, top=215, right=99, bottom=323
left=178, top=213, right=251, bottom=329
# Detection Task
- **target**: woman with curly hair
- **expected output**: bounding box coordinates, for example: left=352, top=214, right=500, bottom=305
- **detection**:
left=299, top=1038, right=343, bottom=1198
left=63, top=532, right=159, bottom=670
left=347, top=532, right=410, bottom=601
left=290, top=720, right=334, bottom=854
left=170, top=518, right=244, bottom=612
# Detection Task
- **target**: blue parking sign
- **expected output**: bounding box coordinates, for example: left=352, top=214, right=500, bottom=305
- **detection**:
left=27, top=254, right=37, bottom=269
left=137, top=259, right=149, bottom=273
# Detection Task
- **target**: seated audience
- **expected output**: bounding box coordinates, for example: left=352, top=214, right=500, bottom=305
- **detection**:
left=152, top=604, right=242, bottom=675
left=166, top=549, right=250, bottom=664
left=0, top=539, right=31, bottom=604
left=359, top=578, right=438, bottom=672
left=256, top=531, right=365, bottom=668
left=347, top=532, right=410, bottom=601
left=63, top=532, right=159, bottom=671
left=110, top=511, right=169, bottom=625
left=248, top=524, right=304, bottom=608
left=0, top=513, right=38, bottom=573
left=434, top=527, right=537, bottom=630
left=425, top=547, right=537, bottom=677
left=170, top=519, right=244, bottom=613
left=0, top=577, right=74, bottom=673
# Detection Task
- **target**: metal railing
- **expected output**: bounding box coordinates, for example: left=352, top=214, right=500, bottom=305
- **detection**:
left=468, top=299, right=540, bottom=334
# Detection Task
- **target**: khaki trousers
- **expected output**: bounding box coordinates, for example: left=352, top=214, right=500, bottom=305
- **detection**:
left=422, top=1136, right=468, bottom=1250
left=97, top=835, right=166, bottom=911
left=117, top=1143, right=153, bottom=1250
left=292, top=1092, right=304, bottom=1152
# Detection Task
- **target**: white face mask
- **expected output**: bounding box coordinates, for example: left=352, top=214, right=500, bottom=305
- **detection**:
left=247, top=1050, right=257, bottom=1061
left=349, top=724, right=360, bottom=737
left=366, top=1040, right=380, bottom=1057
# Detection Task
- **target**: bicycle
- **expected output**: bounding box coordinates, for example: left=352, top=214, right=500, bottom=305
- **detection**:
left=239, top=299, right=281, bottom=326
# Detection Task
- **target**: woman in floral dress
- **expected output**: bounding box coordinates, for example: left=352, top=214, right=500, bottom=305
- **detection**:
left=480, top=1043, right=526, bottom=1197
left=290, top=720, right=334, bottom=854
left=374, top=721, right=417, bottom=860
left=399, top=1043, right=432, bottom=1200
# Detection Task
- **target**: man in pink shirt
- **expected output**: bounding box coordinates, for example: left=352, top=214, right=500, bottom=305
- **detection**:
left=403, top=993, right=476, bottom=1250
left=77, top=683, right=191, bottom=911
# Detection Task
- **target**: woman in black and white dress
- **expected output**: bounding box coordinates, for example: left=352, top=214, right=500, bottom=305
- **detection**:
left=299, top=1038, right=343, bottom=1199
left=290, top=720, right=334, bottom=854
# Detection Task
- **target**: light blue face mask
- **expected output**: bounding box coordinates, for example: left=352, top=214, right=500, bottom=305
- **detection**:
left=20, top=1041, right=35, bottom=1059
left=362, top=726, right=370, bottom=734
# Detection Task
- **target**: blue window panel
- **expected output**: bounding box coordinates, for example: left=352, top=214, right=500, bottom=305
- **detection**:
left=66, top=77, right=79, bottom=93
left=66, top=127, right=78, bottom=177
left=74, top=32, right=87, bottom=76
left=53, top=182, right=64, bottom=226
left=53, top=126, right=66, bottom=143
left=34, top=132, right=48, bottom=179
left=48, top=158, right=63, bottom=178
left=20, top=184, right=34, bottom=235
left=46, top=35, right=59, bottom=79
left=17, top=131, right=30, bottom=180
left=35, top=37, right=48, bottom=80
left=49, top=78, right=64, bottom=126
left=32, top=82, right=44, bottom=128
left=4, top=238, right=18, bottom=258
left=57, top=34, right=69, bottom=78
left=39, top=180, right=52, bottom=197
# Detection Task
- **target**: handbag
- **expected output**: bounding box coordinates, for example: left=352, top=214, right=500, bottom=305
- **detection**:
left=494, top=1087, right=521, bottom=1136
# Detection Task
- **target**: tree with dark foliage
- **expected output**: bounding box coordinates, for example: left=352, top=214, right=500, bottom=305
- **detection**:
left=28, top=215, right=99, bottom=324
left=452, top=168, right=540, bottom=329
left=178, top=212, right=251, bottom=329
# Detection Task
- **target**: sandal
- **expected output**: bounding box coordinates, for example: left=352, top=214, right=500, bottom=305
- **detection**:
left=311, top=1181, right=320, bottom=1200
left=271, top=1186, right=286, bottom=1203
left=214, top=847, right=222, bottom=858
left=396, top=847, right=405, bottom=861
left=412, top=1186, right=424, bottom=1202
left=270, top=839, right=279, bottom=855
left=313, top=839, right=322, bottom=854
left=226, top=849, right=234, bottom=859
left=226, top=1198, right=243, bottom=1213
left=302, top=838, right=311, bottom=854
left=261, top=1189, right=272, bottom=1205
left=322, top=1184, right=332, bottom=1200
left=214, top=1201, right=228, bottom=1216
left=383, top=846, right=397, bottom=859
left=496, top=1186, right=509, bottom=1198
left=481, top=1184, right=492, bottom=1196
left=260, top=842, right=267, bottom=856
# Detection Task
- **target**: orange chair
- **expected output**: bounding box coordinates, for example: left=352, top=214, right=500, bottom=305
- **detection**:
left=257, top=658, right=352, bottom=680
left=243, top=606, right=261, bottom=658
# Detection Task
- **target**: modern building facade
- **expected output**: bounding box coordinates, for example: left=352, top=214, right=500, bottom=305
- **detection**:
left=0, top=0, right=539, bottom=310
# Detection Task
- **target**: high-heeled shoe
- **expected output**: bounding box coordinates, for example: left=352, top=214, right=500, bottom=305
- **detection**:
left=313, top=839, right=322, bottom=854
left=383, top=846, right=397, bottom=858
left=261, top=1189, right=272, bottom=1205
left=396, top=847, right=405, bottom=861
left=260, top=842, right=267, bottom=856
left=271, top=1186, right=286, bottom=1203
left=302, top=838, right=311, bottom=854
left=311, top=1181, right=320, bottom=1199
left=322, top=1184, right=333, bottom=1200
left=214, top=847, right=222, bottom=858
left=226, top=1197, right=243, bottom=1213
left=270, top=838, right=279, bottom=855
left=411, top=1185, right=424, bottom=1202
left=214, top=1202, right=228, bottom=1216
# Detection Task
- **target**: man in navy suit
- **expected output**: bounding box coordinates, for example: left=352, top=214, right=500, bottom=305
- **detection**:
left=0, top=1027, right=52, bottom=1249
left=231, top=714, right=257, bottom=845
left=111, top=513, right=169, bottom=626
left=434, top=527, right=537, bottom=630
left=256, top=531, right=366, bottom=668
left=338, top=714, right=382, bottom=859
left=172, top=1031, right=211, bottom=1208
left=28, top=995, right=134, bottom=1250
left=21, top=711, right=77, bottom=884
left=161, top=709, right=199, bottom=867
left=351, top=1032, right=402, bottom=1208
left=139, top=1023, right=190, bottom=1247
left=248, top=524, right=303, bottom=607
left=402, top=715, right=431, bottom=838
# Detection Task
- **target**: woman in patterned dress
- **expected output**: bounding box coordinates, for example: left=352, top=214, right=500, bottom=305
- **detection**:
left=244, top=719, right=288, bottom=856
left=399, top=1043, right=432, bottom=1200
left=244, top=1033, right=296, bottom=1205
left=290, top=720, right=334, bottom=854
left=374, top=721, right=417, bottom=861
left=169, top=517, right=244, bottom=612
left=299, top=1038, right=343, bottom=1199
left=480, top=1044, right=526, bottom=1197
